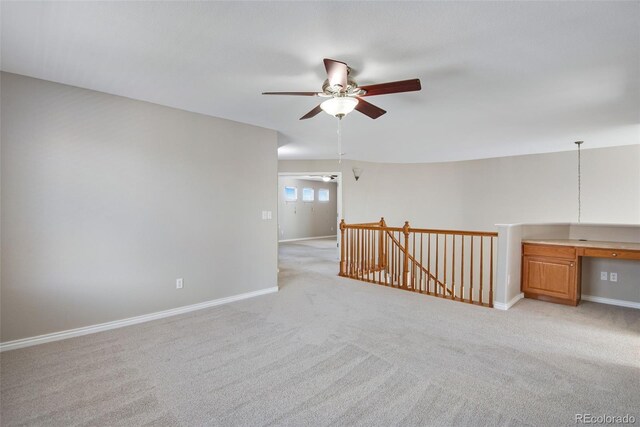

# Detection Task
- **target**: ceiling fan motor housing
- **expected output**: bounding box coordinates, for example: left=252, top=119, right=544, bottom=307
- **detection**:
left=322, top=78, right=364, bottom=97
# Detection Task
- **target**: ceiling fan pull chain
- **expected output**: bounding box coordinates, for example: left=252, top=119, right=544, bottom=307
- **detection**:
left=337, top=116, right=342, bottom=164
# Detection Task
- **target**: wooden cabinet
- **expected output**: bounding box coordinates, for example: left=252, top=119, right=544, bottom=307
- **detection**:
left=522, top=244, right=581, bottom=306
left=522, top=239, right=640, bottom=307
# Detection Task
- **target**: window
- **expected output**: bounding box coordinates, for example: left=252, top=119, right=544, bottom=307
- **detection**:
left=302, top=188, right=314, bottom=202
left=284, top=186, right=297, bottom=201
left=318, top=188, right=330, bottom=202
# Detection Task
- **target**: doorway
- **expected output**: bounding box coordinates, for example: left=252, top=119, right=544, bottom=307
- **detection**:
left=277, top=172, right=342, bottom=261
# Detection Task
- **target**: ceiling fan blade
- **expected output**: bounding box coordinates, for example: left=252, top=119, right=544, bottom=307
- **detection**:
left=323, top=58, right=348, bottom=90
left=262, top=91, right=319, bottom=96
left=355, top=98, right=386, bottom=119
left=359, top=79, right=421, bottom=97
left=300, top=104, right=323, bottom=120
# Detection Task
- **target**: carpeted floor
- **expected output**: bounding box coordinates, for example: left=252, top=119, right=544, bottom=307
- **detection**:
left=1, top=237, right=639, bottom=426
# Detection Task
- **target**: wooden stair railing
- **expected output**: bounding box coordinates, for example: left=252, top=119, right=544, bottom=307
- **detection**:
left=383, top=228, right=452, bottom=296
left=339, top=218, right=498, bottom=308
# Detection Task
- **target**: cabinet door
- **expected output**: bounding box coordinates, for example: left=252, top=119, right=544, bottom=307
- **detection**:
left=522, top=256, right=576, bottom=301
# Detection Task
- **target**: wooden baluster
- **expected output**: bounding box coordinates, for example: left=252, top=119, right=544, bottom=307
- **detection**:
left=435, top=233, right=441, bottom=295
left=362, top=228, right=366, bottom=281
left=391, top=232, right=395, bottom=285
left=356, top=229, right=360, bottom=279
left=352, top=229, right=356, bottom=278
left=452, top=235, right=456, bottom=300
left=371, top=229, right=375, bottom=281
left=365, top=229, right=369, bottom=281
left=356, top=228, right=362, bottom=279
left=361, top=229, right=364, bottom=280
left=378, top=218, right=384, bottom=268
left=479, top=236, right=484, bottom=305
left=384, top=231, right=389, bottom=284
left=395, top=231, right=400, bottom=285
left=470, top=236, right=474, bottom=304
left=346, top=228, right=349, bottom=276
left=370, top=229, right=374, bottom=282
left=379, top=229, right=383, bottom=284
left=460, top=235, right=465, bottom=301
left=396, top=231, right=400, bottom=286
left=339, top=220, right=346, bottom=276
left=419, top=233, right=424, bottom=292
left=351, top=229, right=355, bottom=277
left=377, top=229, right=381, bottom=284
left=374, top=229, right=378, bottom=283
left=444, top=234, right=447, bottom=297
left=427, top=233, right=432, bottom=294
left=368, top=229, right=372, bottom=281
left=489, top=236, right=494, bottom=308
left=411, top=232, right=415, bottom=290
left=363, top=229, right=367, bottom=281
left=387, top=231, right=392, bottom=285
left=346, top=228, right=350, bottom=276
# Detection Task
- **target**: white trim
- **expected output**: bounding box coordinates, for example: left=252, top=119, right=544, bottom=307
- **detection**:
left=582, top=295, right=640, bottom=309
left=278, top=235, right=336, bottom=243
left=0, top=287, right=279, bottom=352
left=493, top=293, right=524, bottom=310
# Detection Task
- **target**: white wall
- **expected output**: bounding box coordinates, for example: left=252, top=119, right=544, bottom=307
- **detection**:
left=1, top=73, right=278, bottom=342
left=278, top=177, right=337, bottom=241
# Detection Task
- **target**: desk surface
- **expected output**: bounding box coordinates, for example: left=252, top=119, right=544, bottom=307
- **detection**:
left=522, top=239, right=640, bottom=251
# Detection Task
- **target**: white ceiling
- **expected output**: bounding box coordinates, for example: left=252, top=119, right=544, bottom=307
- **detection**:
left=1, top=1, right=638, bottom=163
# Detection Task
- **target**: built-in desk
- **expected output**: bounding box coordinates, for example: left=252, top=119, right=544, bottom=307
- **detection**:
left=521, top=239, right=640, bottom=306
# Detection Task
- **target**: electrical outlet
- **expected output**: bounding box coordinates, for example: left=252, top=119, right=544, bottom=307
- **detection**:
left=600, top=272, right=608, bottom=281
left=176, top=278, right=184, bottom=289
left=609, top=272, right=618, bottom=282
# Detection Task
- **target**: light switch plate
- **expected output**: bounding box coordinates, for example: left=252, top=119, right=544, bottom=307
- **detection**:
left=609, top=272, right=618, bottom=282
left=600, top=272, right=608, bottom=281
left=176, top=278, right=184, bottom=289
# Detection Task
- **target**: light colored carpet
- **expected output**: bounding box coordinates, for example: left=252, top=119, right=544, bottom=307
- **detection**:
left=1, top=237, right=639, bottom=426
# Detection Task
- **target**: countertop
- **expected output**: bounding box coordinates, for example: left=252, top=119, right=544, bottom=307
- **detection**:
left=522, top=239, right=640, bottom=251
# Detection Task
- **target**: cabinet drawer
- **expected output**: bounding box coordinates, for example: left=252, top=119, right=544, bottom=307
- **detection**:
left=582, top=248, right=640, bottom=261
left=523, top=244, right=576, bottom=260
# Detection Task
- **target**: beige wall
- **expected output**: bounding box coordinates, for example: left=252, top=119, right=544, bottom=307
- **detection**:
left=1, top=73, right=278, bottom=342
left=279, top=145, right=640, bottom=230
left=280, top=146, right=640, bottom=304
left=278, top=177, right=337, bottom=241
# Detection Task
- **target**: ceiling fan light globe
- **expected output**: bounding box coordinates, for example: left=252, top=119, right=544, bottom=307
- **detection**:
left=320, top=97, right=358, bottom=117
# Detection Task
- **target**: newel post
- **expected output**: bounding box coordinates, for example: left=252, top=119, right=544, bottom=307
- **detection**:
left=378, top=217, right=386, bottom=268
left=402, top=221, right=410, bottom=288
left=339, top=219, right=346, bottom=276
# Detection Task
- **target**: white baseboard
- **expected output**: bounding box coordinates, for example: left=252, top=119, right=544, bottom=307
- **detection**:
left=581, top=295, right=640, bottom=309
left=279, top=235, right=336, bottom=243
left=0, top=286, right=279, bottom=353
left=493, top=293, right=524, bottom=310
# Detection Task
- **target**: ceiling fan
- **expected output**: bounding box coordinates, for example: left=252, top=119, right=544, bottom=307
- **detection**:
left=263, top=58, right=421, bottom=120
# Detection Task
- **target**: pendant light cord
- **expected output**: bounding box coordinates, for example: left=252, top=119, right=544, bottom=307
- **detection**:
left=575, top=141, right=583, bottom=223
